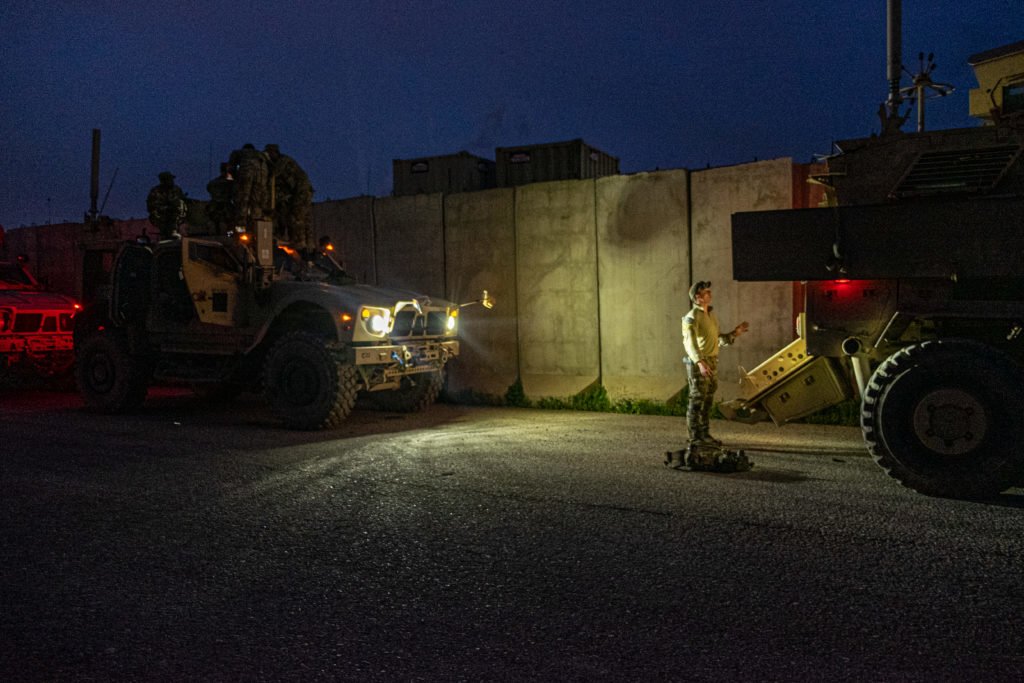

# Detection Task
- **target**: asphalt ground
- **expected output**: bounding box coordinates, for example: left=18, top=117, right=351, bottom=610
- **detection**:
left=3, top=388, right=1023, bottom=681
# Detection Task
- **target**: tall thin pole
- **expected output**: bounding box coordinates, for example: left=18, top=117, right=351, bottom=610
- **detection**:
left=886, top=0, right=903, bottom=115
left=89, top=129, right=101, bottom=222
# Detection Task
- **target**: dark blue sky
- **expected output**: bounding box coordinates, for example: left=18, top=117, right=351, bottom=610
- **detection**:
left=1, top=1, right=1019, bottom=228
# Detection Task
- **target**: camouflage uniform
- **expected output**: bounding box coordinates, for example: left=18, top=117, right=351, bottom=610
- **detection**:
left=265, top=144, right=314, bottom=249
left=229, top=144, right=269, bottom=226
left=682, top=298, right=738, bottom=443
left=206, top=163, right=235, bottom=234
left=146, top=172, right=187, bottom=240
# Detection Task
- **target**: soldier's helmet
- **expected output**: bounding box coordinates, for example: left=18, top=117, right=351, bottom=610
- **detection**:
left=158, top=171, right=176, bottom=182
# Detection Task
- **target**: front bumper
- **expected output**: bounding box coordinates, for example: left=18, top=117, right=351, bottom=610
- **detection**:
left=0, top=334, right=75, bottom=355
left=351, top=339, right=459, bottom=374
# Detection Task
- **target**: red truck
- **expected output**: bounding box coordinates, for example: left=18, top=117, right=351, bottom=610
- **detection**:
left=0, top=227, right=79, bottom=380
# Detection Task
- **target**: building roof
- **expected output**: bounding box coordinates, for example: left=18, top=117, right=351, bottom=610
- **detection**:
left=967, top=40, right=1024, bottom=66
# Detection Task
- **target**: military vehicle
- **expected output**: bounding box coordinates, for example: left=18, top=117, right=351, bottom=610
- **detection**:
left=723, top=23, right=1024, bottom=498
left=74, top=140, right=490, bottom=429
left=0, top=226, right=79, bottom=381
left=74, top=217, right=489, bottom=429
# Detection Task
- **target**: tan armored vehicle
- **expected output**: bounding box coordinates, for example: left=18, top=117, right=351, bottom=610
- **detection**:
left=74, top=217, right=488, bottom=429
left=726, top=32, right=1024, bottom=498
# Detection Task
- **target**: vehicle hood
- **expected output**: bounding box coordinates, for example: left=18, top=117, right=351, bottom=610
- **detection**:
left=274, top=281, right=454, bottom=310
left=0, top=290, right=77, bottom=309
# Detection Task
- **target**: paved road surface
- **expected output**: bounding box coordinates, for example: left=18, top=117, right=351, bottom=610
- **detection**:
left=3, top=389, right=1023, bottom=681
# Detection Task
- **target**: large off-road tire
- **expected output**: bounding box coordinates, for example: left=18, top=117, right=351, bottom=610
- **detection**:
left=361, top=369, right=444, bottom=413
left=263, top=331, right=358, bottom=430
left=861, top=339, right=1024, bottom=499
left=76, top=330, right=150, bottom=413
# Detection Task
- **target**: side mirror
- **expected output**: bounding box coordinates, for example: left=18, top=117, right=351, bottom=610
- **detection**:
left=460, top=289, right=496, bottom=310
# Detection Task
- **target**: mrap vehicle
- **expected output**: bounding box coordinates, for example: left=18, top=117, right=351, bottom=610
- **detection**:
left=0, top=227, right=79, bottom=381
left=724, top=33, right=1024, bottom=498
left=75, top=184, right=491, bottom=430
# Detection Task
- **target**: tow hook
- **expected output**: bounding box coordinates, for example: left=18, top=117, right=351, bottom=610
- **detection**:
left=391, top=347, right=413, bottom=369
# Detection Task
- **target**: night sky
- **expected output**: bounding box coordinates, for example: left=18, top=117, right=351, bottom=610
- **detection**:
left=1, top=1, right=1019, bottom=228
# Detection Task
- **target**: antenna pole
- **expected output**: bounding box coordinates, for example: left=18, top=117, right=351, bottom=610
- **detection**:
left=886, top=0, right=903, bottom=115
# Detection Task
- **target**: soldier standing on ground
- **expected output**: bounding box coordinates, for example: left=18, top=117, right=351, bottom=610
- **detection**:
left=146, top=171, right=187, bottom=240
left=682, top=280, right=749, bottom=446
left=206, top=162, right=235, bottom=234
left=229, top=144, right=269, bottom=226
left=265, top=144, right=314, bottom=250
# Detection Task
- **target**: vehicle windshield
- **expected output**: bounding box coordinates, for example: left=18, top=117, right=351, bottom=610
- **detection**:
left=273, top=247, right=358, bottom=286
left=0, top=262, right=35, bottom=289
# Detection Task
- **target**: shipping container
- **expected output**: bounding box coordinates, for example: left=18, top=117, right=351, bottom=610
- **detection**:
left=494, top=139, right=619, bottom=187
left=392, top=151, right=496, bottom=197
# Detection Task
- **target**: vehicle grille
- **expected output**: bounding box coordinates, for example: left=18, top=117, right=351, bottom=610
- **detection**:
left=892, top=145, right=1021, bottom=197
left=392, top=310, right=447, bottom=337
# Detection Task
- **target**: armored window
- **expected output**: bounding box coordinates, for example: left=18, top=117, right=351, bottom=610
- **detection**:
left=188, top=242, right=241, bottom=274
left=1004, top=83, right=1024, bottom=115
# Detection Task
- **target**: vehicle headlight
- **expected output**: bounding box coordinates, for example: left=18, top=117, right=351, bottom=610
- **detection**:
left=0, top=308, right=12, bottom=333
left=446, top=309, right=458, bottom=333
left=360, top=306, right=391, bottom=336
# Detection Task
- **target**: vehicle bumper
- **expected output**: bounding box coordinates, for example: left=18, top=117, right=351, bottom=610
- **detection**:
left=351, top=339, right=459, bottom=373
left=0, top=335, right=75, bottom=355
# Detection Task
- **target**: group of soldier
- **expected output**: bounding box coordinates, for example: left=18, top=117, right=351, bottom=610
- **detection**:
left=146, top=143, right=314, bottom=249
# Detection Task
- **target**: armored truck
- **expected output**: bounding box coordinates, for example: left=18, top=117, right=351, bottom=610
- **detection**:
left=74, top=217, right=480, bottom=429
left=0, top=249, right=79, bottom=380
left=724, top=39, right=1024, bottom=498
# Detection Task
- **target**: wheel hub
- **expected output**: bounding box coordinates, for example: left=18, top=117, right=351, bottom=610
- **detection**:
left=88, top=354, right=114, bottom=392
left=280, top=360, right=318, bottom=406
left=912, top=388, right=987, bottom=456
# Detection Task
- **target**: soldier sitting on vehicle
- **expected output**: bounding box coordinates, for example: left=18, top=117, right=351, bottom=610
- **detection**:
left=206, top=162, right=235, bottom=234
left=229, top=144, right=269, bottom=227
left=146, top=171, right=188, bottom=240
left=265, top=144, right=314, bottom=250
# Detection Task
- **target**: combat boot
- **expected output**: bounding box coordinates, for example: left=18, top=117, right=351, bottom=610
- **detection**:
left=663, top=449, right=687, bottom=469
left=690, top=430, right=721, bottom=447
left=700, top=431, right=723, bottom=447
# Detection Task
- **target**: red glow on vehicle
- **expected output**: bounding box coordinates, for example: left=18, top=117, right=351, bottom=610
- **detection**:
left=834, top=279, right=851, bottom=284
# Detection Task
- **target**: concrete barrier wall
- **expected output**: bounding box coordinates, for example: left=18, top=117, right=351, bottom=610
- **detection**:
left=14, top=159, right=802, bottom=404
left=596, top=170, right=690, bottom=400
left=5, top=219, right=150, bottom=301
left=5, top=223, right=78, bottom=295
left=373, top=193, right=445, bottom=295
left=514, top=180, right=600, bottom=399
left=690, top=159, right=796, bottom=399
left=443, top=188, right=518, bottom=398
left=312, top=196, right=377, bottom=284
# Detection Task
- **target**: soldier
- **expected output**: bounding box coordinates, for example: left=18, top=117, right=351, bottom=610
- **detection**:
left=146, top=171, right=187, bottom=240
left=206, top=162, right=235, bottom=234
left=682, top=281, right=749, bottom=446
left=265, top=144, right=314, bottom=249
left=229, top=144, right=269, bottom=226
